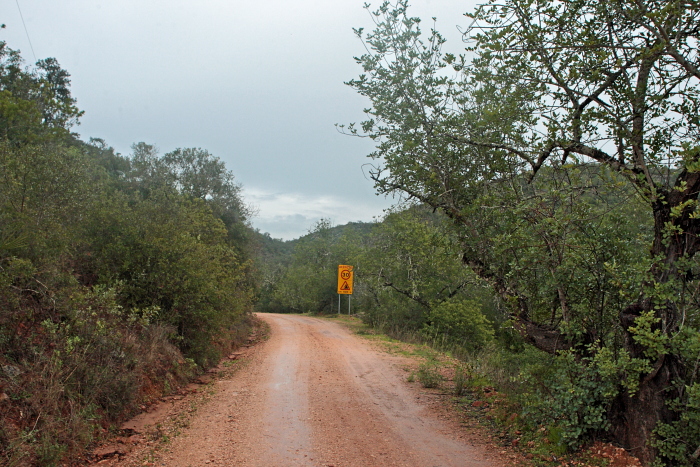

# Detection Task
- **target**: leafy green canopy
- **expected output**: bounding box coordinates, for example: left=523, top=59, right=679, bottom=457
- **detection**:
left=346, top=0, right=652, bottom=354
left=127, top=142, right=253, bottom=253
left=357, top=206, right=496, bottom=346
left=0, top=41, right=257, bottom=464
left=264, top=219, right=366, bottom=314
left=0, top=42, right=82, bottom=144
left=256, top=207, right=498, bottom=355
left=346, top=0, right=700, bottom=463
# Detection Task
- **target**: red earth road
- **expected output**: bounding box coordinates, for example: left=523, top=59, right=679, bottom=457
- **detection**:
left=137, top=314, right=507, bottom=467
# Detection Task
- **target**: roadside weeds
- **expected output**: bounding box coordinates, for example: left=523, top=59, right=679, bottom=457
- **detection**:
left=324, top=314, right=642, bottom=467
left=84, top=317, right=270, bottom=466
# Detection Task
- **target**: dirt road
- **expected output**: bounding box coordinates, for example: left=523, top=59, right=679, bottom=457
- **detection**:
left=149, top=314, right=505, bottom=467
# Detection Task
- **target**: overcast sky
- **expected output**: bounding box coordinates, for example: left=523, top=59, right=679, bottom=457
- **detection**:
left=2, top=0, right=476, bottom=240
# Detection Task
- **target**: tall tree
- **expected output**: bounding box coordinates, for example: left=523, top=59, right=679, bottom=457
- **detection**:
left=359, top=206, right=495, bottom=348
left=126, top=144, right=251, bottom=247
left=347, top=1, right=700, bottom=463
left=0, top=42, right=82, bottom=143
left=361, top=207, right=471, bottom=310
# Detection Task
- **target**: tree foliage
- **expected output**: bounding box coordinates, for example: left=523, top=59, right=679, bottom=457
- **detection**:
left=261, top=219, right=366, bottom=314
left=0, top=42, right=82, bottom=144
left=346, top=0, right=700, bottom=464
left=257, top=209, right=499, bottom=355
left=0, top=43, right=257, bottom=465
left=356, top=206, right=497, bottom=345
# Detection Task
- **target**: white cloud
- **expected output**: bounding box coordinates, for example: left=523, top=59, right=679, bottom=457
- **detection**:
left=246, top=188, right=389, bottom=240
left=1, top=0, right=472, bottom=243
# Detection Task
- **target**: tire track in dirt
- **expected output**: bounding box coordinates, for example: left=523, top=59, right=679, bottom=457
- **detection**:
left=298, top=315, right=492, bottom=466
left=122, top=314, right=506, bottom=467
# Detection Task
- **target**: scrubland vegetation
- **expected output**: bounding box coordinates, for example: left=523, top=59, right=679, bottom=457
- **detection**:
left=0, top=42, right=257, bottom=464
left=3, top=0, right=700, bottom=465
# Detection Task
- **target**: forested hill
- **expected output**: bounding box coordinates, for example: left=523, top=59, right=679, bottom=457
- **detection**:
left=257, top=220, right=376, bottom=258
left=254, top=220, right=376, bottom=314
left=0, top=41, right=258, bottom=464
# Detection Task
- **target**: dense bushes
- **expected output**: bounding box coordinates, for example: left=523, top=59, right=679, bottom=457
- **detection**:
left=257, top=219, right=371, bottom=314
left=0, top=280, right=195, bottom=465
left=257, top=206, right=501, bottom=354
left=257, top=199, right=700, bottom=464
left=0, top=42, right=256, bottom=465
left=82, top=190, right=251, bottom=367
left=422, top=298, right=494, bottom=351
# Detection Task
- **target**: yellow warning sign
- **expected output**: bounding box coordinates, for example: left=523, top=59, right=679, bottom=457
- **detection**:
left=337, top=265, right=354, bottom=294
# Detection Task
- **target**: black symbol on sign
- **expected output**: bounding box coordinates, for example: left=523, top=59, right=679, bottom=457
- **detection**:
left=340, top=281, right=351, bottom=290
left=340, top=270, right=352, bottom=280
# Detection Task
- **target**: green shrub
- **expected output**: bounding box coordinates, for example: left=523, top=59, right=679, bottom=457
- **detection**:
left=0, top=285, right=198, bottom=465
left=517, top=347, right=630, bottom=449
left=416, top=361, right=444, bottom=388
left=453, top=363, right=471, bottom=396
left=422, top=298, right=495, bottom=351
